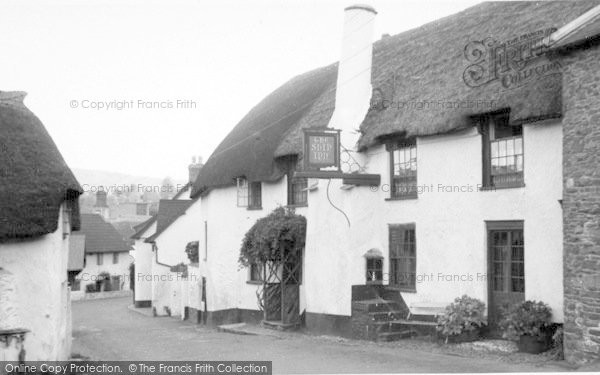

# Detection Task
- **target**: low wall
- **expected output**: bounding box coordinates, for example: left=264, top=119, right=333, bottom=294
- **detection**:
left=71, top=290, right=132, bottom=301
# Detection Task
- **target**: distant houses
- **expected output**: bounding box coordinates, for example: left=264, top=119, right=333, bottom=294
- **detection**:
left=131, top=1, right=600, bottom=366
left=72, top=214, right=133, bottom=296
left=0, top=91, right=82, bottom=360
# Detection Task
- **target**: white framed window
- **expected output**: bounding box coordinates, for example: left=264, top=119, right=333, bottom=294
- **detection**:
left=237, top=177, right=248, bottom=207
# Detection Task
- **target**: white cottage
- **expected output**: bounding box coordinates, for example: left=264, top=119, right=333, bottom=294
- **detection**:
left=75, top=214, right=133, bottom=294
left=138, top=1, right=600, bottom=364
left=0, top=91, right=82, bottom=360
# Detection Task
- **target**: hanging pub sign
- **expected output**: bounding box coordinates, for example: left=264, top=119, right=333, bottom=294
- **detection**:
left=303, top=129, right=341, bottom=171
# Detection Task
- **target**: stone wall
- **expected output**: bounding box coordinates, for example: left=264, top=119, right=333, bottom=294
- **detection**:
left=561, top=41, right=600, bottom=365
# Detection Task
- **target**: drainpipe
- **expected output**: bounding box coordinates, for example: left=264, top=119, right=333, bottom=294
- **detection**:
left=151, top=243, right=173, bottom=268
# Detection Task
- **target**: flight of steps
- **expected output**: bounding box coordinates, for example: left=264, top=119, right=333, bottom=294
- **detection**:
left=351, top=288, right=438, bottom=342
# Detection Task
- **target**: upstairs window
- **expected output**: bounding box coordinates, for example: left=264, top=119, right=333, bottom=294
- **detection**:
left=236, top=177, right=262, bottom=209
left=237, top=178, right=248, bottom=207
left=97, top=253, right=103, bottom=266
left=113, top=252, right=119, bottom=264
left=482, top=113, right=524, bottom=188
left=388, top=139, right=417, bottom=199
left=288, top=177, right=308, bottom=206
left=248, top=182, right=262, bottom=209
left=62, top=205, right=72, bottom=238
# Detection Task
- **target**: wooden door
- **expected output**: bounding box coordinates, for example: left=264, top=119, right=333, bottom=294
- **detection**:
left=488, top=223, right=525, bottom=327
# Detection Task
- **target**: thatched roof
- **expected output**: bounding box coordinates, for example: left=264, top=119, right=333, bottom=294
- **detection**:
left=80, top=214, right=132, bottom=253
left=191, top=64, right=337, bottom=195
left=145, top=199, right=194, bottom=243
left=192, top=1, right=600, bottom=197
left=0, top=91, right=82, bottom=242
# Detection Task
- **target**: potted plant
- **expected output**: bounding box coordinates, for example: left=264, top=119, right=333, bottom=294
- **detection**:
left=499, top=300, right=552, bottom=354
left=436, top=295, right=486, bottom=343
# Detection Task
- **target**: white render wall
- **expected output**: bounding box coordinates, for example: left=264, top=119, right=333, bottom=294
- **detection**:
left=303, top=121, right=564, bottom=322
left=196, top=176, right=307, bottom=315
left=151, top=199, right=201, bottom=315
left=131, top=221, right=156, bottom=303
left=0, top=204, right=72, bottom=360
left=143, top=121, right=563, bottom=325
left=78, top=251, right=133, bottom=291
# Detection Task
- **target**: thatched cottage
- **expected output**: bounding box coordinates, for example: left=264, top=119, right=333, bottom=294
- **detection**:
left=0, top=91, right=82, bottom=360
left=132, top=1, right=600, bottom=365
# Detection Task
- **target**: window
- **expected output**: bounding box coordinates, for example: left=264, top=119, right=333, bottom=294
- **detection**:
left=366, top=258, right=383, bottom=284
left=237, top=178, right=262, bottom=209
left=389, top=224, right=416, bottom=291
left=483, top=113, right=524, bottom=188
left=97, top=253, right=103, bottom=265
left=248, top=182, right=262, bottom=209
left=288, top=177, right=308, bottom=206
left=388, top=140, right=417, bottom=199
left=112, top=252, right=119, bottom=264
left=249, top=263, right=263, bottom=283
left=237, top=178, right=248, bottom=207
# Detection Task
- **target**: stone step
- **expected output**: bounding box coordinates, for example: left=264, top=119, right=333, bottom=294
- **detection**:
left=261, top=320, right=299, bottom=331
left=353, top=299, right=402, bottom=313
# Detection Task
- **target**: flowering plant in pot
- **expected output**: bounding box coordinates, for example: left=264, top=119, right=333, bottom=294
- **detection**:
left=436, top=295, right=486, bottom=343
left=499, top=300, right=552, bottom=354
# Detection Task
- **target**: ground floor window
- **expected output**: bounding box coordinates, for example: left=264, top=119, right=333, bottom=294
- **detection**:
left=366, top=258, right=383, bottom=284
left=389, top=223, right=416, bottom=291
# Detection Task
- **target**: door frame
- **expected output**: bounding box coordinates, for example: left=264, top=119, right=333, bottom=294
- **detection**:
left=485, top=220, right=524, bottom=327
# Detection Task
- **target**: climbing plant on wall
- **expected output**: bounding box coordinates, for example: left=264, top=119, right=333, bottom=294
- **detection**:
left=239, top=207, right=306, bottom=320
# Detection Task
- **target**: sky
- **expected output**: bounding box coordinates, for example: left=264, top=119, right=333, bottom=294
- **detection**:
left=0, top=0, right=481, bottom=180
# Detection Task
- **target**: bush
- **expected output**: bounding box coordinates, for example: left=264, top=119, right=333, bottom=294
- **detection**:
left=239, top=207, right=306, bottom=266
left=436, top=295, right=486, bottom=341
left=499, top=300, right=552, bottom=341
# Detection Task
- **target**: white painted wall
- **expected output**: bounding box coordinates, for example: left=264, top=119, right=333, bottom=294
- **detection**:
left=131, top=222, right=155, bottom=302
left=196, top=176, right=307, bottom=315
left=304, top=121, right=564, bottom=322
left=0, top=204, right=72, bottom=360
left=78, top=251, right=132, bottom=291
left=142, top=121, right=563, bottom=326
left=151, top=199, right=200, bottom=315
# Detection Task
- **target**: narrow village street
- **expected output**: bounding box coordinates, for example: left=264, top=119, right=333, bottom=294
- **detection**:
left=72, top=298, right=565, bottom=373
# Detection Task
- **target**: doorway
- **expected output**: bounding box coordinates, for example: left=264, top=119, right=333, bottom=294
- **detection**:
left=487, top=221, right=525, bottom=329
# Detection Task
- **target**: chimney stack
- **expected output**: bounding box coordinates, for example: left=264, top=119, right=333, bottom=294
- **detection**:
left=188, top=155, right=204, bottom=184
left=328, top=4, right=377, bottom=150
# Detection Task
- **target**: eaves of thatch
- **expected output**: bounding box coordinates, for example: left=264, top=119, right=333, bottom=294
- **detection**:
left=0, top=91, right=82, bottom=243
left=193, top=1, right=600, bottom=198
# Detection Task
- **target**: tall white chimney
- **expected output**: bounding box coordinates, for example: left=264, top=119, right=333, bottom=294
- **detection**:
left=328, top=4, right=376, bottom=152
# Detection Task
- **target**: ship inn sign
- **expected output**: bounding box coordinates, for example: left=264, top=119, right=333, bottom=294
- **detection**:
left=296, top=128, right=380, bottom=186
